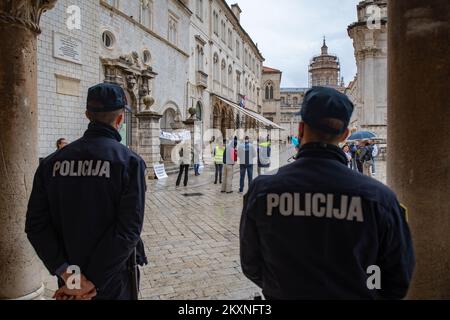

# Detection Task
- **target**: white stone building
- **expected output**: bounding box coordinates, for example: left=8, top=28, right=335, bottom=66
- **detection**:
left=37, top=0, right=191, bottom=165
left=347, top=0, right=388, bottom=140
left=261, top=66, right=282, bottom=124
left=37, top=0, right=279, bottom=170
left=187, top=1, right=273, bottom=146
left=279, top=88, right=307, bottom=140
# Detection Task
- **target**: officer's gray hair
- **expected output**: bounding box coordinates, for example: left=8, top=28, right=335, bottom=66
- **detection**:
left=86, top=109, right=125, bottom=126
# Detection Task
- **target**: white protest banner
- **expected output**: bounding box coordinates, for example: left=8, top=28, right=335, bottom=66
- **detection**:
left=153, top=163, right=168, bottom=179
left=160, top=131, right=191, bottom=142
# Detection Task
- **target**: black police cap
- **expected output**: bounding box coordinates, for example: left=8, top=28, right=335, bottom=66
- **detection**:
left=86, top=83, right=132, bottom=113
left=297, top=86, right=354, bottom=135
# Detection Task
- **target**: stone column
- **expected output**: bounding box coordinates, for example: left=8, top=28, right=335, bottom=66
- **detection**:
left=184, top=115, right=197, bottom=157
left=387, top=0, right=450, bottom=299
left=136, top=111, right=162, bottom=179
left=0, top=1, right=58, bottom=299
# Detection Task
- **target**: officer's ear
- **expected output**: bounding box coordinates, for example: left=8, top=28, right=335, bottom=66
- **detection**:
left=115, top=111, right=125, bottom=129
left=85, top=111, right=93, bottom=122
left=339, top=128, right=350, bottom=143
left=299, top=122, right=305, bottom=139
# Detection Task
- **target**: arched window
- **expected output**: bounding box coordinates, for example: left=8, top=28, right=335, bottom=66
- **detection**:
left=143, top=49, right=152, bottom=65
left=265, top=82, right=274, bottom=100
left=213, top=53, right=219, bottom=81
left=160, top=108, right=176, bottom=131
left=196, top=101, right=202, bottom=121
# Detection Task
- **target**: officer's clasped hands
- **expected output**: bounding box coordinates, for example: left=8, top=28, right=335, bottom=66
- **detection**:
left=53, top=273, right=97, bottom=300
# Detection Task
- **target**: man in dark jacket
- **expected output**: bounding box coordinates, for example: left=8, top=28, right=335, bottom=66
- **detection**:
left=240, top=87, right=415, bottom=300
left=26, top=83, right=147, bottom=300
left=238, top=136, right=257, bottom=193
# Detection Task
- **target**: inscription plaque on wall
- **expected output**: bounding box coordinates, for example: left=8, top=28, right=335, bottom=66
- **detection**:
left=55, top=74, right=80, bottom=96
left=53, top=32, right=82, bottom=64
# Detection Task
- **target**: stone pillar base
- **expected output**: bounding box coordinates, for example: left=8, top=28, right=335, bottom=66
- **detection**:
left=4, top=284, right=45, bottom=300
left=135, top=111, right=162, bottom=179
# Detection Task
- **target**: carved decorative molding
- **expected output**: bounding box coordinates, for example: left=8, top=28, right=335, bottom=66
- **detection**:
left=101, top=55, right=158, bottom=113
left=0, top=0, right=57, bottom=34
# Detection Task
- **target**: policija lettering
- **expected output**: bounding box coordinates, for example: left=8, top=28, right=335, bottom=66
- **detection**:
left=53, top=160, right=111, bottom=178
left=266, top=193, right=364, bottom=222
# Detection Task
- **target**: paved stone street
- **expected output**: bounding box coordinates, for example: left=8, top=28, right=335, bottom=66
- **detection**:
left=43, top=147, right=387, bottom=300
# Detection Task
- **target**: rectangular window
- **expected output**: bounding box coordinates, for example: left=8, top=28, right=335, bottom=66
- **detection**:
left=168, top=14, right=178, bottom=45
left=213, top=11, right=219, bottom=35
left=228, top=29, right=233, bottom=50
left=196, top=0, right=203, bottom=20
left=140, top=0, right=153, bottom=30
left=236, top=40, right=240, bottom=59
left=221, top=21, right=226, bottom=42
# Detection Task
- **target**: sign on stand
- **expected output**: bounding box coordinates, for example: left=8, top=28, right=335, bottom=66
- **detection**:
left=153, top=163, right=168, bottom=179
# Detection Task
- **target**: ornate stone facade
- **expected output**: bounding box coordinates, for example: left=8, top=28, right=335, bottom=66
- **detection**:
left=347, top=0, right=388, bottom=140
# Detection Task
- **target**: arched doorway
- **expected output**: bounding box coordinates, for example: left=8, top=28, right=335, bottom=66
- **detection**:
left=226, top=109, right=234, bottom=139
left=220, top=108, right=227, bottom=138
left=160, top=107, right=177, bottom=163
left=194, top=101, right=204, bottom=166
left=213, top=104, right=221, bottom=131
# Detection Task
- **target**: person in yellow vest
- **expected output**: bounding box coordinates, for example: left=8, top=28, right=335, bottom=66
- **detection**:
left=257, top=138, right=272, bottom=175
left=213, top=140, right=225, bottom=184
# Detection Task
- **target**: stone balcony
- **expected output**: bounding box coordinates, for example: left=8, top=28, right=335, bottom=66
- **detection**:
left=196, top=70, right=208, bottom=89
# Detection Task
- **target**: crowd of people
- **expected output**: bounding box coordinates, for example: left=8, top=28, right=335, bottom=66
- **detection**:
left=175, top=135, right=271, bottom=194
left=174, top=133, right=379, bottom=192
left=342, top=140, right=379, bottom=176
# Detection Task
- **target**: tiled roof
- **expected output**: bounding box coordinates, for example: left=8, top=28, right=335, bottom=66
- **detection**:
left=263, top=66, right=282, bottom=73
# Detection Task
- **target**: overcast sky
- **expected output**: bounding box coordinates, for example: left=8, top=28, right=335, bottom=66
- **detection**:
left=226, top=0, right=361, bottom=87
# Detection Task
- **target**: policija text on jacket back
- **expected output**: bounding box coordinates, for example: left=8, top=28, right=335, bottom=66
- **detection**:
left=26, top=83, right=147, bottom=300
left=240, top=86, right=415, bottom=300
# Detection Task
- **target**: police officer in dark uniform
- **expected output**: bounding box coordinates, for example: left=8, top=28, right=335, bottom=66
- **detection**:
left=240, top=87, right=415, bottom=300
left=26, top=83, right=147, bottom=300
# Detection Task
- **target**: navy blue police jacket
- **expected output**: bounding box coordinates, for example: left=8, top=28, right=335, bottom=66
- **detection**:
left=25, top=122, right=148, bottom=296
left=240, top=142, right=415, bottom=299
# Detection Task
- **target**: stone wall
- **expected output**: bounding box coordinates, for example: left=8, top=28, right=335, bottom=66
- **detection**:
left=37, top=0, right=101, bottom=157
left=37, top=0, right=190, bottom=159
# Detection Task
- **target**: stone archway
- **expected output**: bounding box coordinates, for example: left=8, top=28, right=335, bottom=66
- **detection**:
left=159, top=106, right=178, bottom=164
left=226, top=109, right=235, bottom=139
left=213, top=104, right=221, bottom=131
left=220, top=107, right=228, bottom=139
